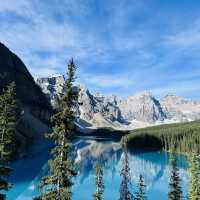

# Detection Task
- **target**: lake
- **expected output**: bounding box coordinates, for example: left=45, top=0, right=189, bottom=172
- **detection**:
left=6, top=138, right=189, bottom=200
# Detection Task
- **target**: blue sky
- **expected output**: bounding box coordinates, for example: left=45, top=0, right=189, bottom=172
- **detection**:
left=0, top=0, right=200, bottom=99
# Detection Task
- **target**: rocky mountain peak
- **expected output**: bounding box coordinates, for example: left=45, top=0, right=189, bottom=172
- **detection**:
left=79, top=84, right=90, bottom=94
left=118, top=91, right=166, bottom=123
left=161, top=93, right=189, bottom=105
left=131, top=91, right=153, bottom=99
left=35, top=74, right=65, bottom=105
left=36, top=74, right=200, bottom=129
left=78, top=86, right=123, bottom=124
left=161, top=93, right=200, bottom=122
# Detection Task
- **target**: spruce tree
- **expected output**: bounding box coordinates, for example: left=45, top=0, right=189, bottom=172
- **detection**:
left=188, top=153, right=200, bottom=200
left=93, top=164, right=104, bottom=200
left=134, top=175, right=147, bottom=200
left=0, top=82, right=17, bottom=199
left=37, top=59, right=78, bottom=200
left=168, top=153, right=182, bottom=200
left=119, top=139, right=133, bottom=200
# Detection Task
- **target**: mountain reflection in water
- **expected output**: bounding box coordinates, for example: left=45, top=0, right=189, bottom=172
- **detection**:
left=73, top=139, right=189, bottom=200
left=7, top=139, right=189, bottom=200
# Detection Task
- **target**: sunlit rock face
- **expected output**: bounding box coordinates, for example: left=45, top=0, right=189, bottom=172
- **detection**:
left=78, top=86, right=123, bottom=124
left=161, top=94, right=200, bottom=122
left=36, top=74, right=200, bottom=129
left=35, top=74, right=65, bottom=107
left=118, top=91, right=166, bottom=123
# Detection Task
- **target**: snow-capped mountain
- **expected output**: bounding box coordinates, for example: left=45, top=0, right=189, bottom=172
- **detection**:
left=35, top=74, right=65, bottom=106
left=35, top=74, right=200, bottom=129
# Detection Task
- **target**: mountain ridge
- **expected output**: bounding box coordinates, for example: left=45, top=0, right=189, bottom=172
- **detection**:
left=0, top=42, right=51, bottom=156
left=35, top=74, right=200, bottom=130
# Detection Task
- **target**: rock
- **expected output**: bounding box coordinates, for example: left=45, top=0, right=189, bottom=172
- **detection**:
left=118, top=91, right=166, bottom=123
left=78, top=86, right=123, bottom=123
left=35, top=74, right=65, bottom=107
left=36, top=74, right=200, bottom=129
left=161, top=94, right=200, bottom=122
left=0, top=42, right=51, bottom=156
left=0, top=42, right=51, bottom=121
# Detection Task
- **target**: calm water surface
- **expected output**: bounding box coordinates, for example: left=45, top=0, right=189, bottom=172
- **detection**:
left=7, top=138, right=189, bottom=200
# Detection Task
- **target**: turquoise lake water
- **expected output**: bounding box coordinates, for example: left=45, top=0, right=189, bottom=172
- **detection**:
left=6, top=139, right=189, bottom=200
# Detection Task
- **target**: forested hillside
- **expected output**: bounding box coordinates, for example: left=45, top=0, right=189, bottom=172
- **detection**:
left=125, top=120, right=200, bottom=154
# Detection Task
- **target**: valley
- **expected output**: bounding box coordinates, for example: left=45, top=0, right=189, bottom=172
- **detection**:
left=0, top=42, right=199, bottom=200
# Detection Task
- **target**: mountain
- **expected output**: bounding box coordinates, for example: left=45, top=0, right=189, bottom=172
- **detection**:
left=161, top=94, right=200, bottom=122
left=36, top=74, right=200, bottom=130
left=0, top=43, right=51, bottom=156
left=78, top=86, right=124, bottom=124
left=118, top=91, right=166, bottom=123
left=0, top=43, right=51, bottom=114
left=35, top=74, right=65, bottom=107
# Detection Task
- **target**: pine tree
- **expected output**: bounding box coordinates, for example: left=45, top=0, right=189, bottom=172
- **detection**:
left=168, top=153, right=182, bottom=200
left=119, top=139, right=133, bottom=200
left=37, top=59, right=78, bottom=200
left=134, top=175, right=147, bottom=200
left=93, top=164, right=104, bottom=200
left=188, top=153, right=200, bottom=200
left=0, top=82, right=17, bottom=199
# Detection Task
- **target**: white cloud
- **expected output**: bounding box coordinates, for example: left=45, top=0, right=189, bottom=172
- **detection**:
left=151, top=79, right=200, bottom=98
left=164, top=19, right=200, bottom=49
left=26, top=54, right=64, bottom=77
left=0, top=1, right=34, bottom=17
left=79, top=74, right=133, bottom=88
left=0, top=0, right=200, bottom=99
left=0, top=0, right=154, bottom=72
left=0, top=1, right=112, bottom=76
left=32, top=67, right=59, bottom=78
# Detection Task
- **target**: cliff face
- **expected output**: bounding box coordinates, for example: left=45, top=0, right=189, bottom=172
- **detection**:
left=36, top=74, right=200, bottom=129
left=0, top=43, right=51, bottom=156
left=0, top=42, right=51, bottom=121
left=118, top=92, right=166, bottom=123
left=161, top=94, right=200, bottom=122
left=36, top=75, right=168, bottom=124
left=78, top=86, right=123, bottom=123
left=35, top=74, right=65, bottom=107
